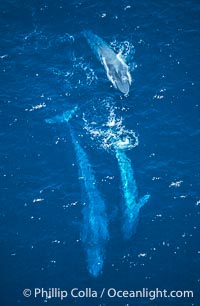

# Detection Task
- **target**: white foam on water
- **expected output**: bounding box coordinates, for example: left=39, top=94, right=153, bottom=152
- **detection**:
left=83, top=104, right=138, bottom=152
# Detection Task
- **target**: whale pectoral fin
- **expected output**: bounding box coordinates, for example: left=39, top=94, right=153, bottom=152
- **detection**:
left=123, top=194, right=150, bottom=240
left=45, top=106, right=78, bottom=124
left=138, top=194, right=150, bottom=210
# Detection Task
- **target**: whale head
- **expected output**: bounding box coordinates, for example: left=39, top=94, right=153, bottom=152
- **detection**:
left=102, top=53, right=132, bottom=95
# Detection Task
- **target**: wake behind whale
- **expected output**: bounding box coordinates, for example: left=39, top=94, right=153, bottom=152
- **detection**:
left=83, top=31, right=132, bottom=95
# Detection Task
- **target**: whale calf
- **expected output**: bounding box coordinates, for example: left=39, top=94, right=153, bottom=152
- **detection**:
left=83, top=31, right=132, bottom=95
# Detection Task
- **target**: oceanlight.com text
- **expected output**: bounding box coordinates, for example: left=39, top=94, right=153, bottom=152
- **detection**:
left=22, top=287, right=194, bottom=301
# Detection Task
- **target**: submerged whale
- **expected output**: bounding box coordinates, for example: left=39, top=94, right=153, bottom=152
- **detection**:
left=83, top=31, right=132, bottom=95
left=116, top=149, right=150, bottom=239
left=70, top=128, right=109, bottom=277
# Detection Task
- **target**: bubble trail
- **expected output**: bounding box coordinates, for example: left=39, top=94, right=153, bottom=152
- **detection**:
left=115, top=149, right=150, bottom=239
left=70, top=128, right=109, bottom=277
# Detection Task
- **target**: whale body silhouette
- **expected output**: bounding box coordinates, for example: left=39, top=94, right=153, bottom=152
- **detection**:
left=83, top=31, right=132, bottom=95
left=70, top=128, right=109, bottom=277
left=45, top=109, right=109, bottom=277
left=116, top=149, right=150, bottom=239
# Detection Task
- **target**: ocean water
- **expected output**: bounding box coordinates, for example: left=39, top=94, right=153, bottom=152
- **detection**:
left=1, top=0, right=200, bottom=305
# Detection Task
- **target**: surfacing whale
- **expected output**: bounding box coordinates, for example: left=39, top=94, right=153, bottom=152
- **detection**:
left=83, top=31, right=132, bottom=95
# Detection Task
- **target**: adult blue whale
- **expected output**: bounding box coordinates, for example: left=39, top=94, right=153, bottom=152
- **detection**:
left=83, top=31, right=132, bottom=95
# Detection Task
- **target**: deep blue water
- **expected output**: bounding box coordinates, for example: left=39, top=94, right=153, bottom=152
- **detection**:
left=1, top=0, right=200, bottom=305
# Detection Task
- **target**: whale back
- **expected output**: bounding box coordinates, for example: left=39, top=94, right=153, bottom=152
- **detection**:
left=83, top=30, right=109, bottom=60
